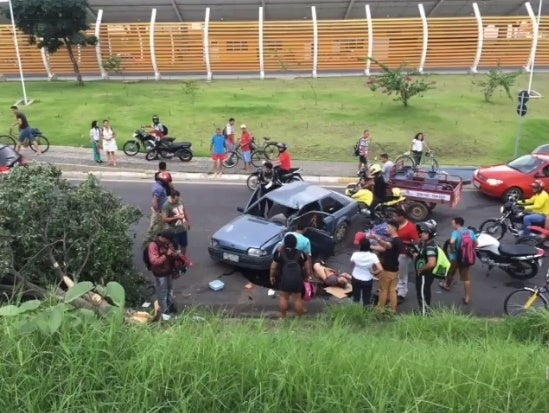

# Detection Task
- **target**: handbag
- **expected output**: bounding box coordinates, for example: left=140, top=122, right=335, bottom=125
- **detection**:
left=303, top=281, right=317, bottom=302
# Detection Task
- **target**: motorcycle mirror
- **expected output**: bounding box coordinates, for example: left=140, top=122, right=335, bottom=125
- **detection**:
left=237, top=207, right=244, bottom=213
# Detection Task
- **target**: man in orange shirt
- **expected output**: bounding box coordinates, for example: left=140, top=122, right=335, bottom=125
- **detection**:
left=272, top=142, right=292, bottom=182
left=239, top=124, right=253, bottom=171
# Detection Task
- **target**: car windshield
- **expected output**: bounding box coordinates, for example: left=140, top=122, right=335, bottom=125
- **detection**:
left=507, top=155, right=543, bottom=174
left=247, top=197, right=298, bottom=223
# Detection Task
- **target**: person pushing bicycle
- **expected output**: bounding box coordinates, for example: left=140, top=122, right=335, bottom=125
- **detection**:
left=11, top=105, right=41, bottom=154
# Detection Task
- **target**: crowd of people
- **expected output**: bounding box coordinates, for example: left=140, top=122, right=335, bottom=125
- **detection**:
left=147, top=161, right=191, bottom=321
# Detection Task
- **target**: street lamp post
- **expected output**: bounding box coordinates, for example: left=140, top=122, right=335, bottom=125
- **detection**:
left=514, top=0, right=542, bottom=157
left=0, top=0, right=30, bottom=105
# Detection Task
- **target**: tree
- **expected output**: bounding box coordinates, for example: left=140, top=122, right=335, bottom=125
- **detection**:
left=472, top=65, right=522, bottom=102
left=366, top=58, right=436, bottom=107
left=0, top=165, right=147, bottom=306
left=2, top=0, right=97, bottom=85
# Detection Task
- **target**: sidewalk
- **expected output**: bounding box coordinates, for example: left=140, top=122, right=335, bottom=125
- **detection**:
left=27, top=146, right=476, bottom=184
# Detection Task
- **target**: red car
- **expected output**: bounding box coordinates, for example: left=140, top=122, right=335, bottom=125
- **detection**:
left=473, top=153, right=549, bottom=201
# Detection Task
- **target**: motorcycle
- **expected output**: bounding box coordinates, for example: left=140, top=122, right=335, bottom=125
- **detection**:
left=516, top=224, right=549, bottom=249
left=345, top=186, right=407, bottom=224
left=123, top=129, right=174, bottom=157
left=246, top=165, right=303, bottom=191
left=479, top=201, right=526, bottom=240
left=145, top=139, right=193, bottom=162
left=475, top=230, right=544, bottom=280
left=345, top=167, right=369, bottom=193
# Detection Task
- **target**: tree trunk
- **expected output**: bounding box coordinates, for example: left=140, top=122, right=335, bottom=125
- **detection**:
left=65, top=39, right=83, bottom=85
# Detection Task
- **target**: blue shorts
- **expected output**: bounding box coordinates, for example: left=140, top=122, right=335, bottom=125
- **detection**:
left=18, top=127, right=34, bottom=143
left=242, top=150, right=251, bottom=163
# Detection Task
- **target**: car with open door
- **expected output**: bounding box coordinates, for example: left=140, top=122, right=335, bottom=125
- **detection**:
left=208, top=182, right=359, bottom=270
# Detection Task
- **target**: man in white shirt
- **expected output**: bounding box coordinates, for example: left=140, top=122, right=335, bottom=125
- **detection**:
left=380, top=153, right=395, bottom=184
left=225, top=118, right=235, bottom=152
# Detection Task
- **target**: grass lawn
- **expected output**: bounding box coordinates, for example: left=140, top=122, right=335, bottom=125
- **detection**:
left=0, top=74, right=548, bottom=165
left=1, top=308, right=548, bottom=412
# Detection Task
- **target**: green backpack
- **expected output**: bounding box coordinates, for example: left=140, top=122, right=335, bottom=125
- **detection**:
left=432, top=246, right=451, bottom=279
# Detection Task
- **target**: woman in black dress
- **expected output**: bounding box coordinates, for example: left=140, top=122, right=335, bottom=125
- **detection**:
left=270, top=234, right=311, bottom=319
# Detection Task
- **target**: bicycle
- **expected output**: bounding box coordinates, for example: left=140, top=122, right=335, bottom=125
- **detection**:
left=0, top=127, right=50, bottom=153
left=395, top=150, right=439, bottom=172
left=223, top=137, right=274, bottom=169
left=503, top=262, right=549, bottom=316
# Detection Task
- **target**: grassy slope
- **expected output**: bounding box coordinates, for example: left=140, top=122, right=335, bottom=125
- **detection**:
left=1, top=309, right=548, bottom=412
left=0, top=74, right=548, bottom=165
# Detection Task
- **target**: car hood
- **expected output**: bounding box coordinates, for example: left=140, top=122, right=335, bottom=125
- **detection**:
left=478, top=164, right=518, bottom=177
left=212, top=215, right=285, bottom=250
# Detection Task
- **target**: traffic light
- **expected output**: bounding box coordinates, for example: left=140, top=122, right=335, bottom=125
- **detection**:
left=517, top=90, right=529, bottom=116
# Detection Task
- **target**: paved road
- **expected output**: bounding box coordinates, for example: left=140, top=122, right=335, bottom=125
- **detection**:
left=82, top=178, right=548, bottom=318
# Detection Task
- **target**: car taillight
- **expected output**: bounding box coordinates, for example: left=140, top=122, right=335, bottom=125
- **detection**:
left=0, top=166, right=10, bottom=174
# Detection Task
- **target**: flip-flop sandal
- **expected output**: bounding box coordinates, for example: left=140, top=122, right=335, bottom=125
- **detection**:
left=438, top=282, right=451, bottom=292
left=462, top=298, right=470, bottom=305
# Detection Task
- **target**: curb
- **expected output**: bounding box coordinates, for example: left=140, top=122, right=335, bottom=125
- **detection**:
left=60, top=169, right=473, bottom=188
left=60, top=169, right=351, bottom=184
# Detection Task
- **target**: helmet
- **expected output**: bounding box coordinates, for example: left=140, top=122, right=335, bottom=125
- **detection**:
left=263, top=161, right=273, bottom=168
left=276, top=143, right=287, bottom=152
left=152, top=115, right=160, bottom=124
left=531, top=179, right=544, bottom=190
left=416, top=219, right=437, bottom=237
left=368, top=164, right=382, bottom=175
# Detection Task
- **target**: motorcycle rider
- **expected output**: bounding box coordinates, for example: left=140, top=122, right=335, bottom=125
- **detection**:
left=272, top=142, right=292, bottom=181
left=149, top=115, right=168, bottom=138
left=519, top=180, right=549, bottom=237
left=365, top=164, right=388, bottom=207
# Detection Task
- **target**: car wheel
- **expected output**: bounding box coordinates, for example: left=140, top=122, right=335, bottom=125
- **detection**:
left=503, top=187, right=523, bottom=203
left=334, top=221, right=349, bottom=244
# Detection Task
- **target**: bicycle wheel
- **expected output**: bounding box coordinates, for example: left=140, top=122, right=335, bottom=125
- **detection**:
left=0, top=135, right=16, bottom=149
left=30, top=135, right=50, bottom=153
left=251, top=150, right=267, bottom=168
left=264, top=143, right=278, bottom=160
left=145, top=149, right=159, bottom=161
left=504, top=288, right=548, bottom=316
left=430, top=157, right=439, bottom=172
left=223, top=151, right=240, bottom=168
left=394, top=154, right=415, bottom=171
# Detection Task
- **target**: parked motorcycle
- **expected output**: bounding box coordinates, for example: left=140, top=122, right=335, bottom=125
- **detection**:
left=145, top=139, right=193, bottom=162
left=478, top=201, right=526, bottom=240
left=345, top=167, right=369, bottom=194
left=123, top=129, right=173, bottom=156
left=475, top=230, right=543, bottom=280
left=246, top=165, right=303, bottom=191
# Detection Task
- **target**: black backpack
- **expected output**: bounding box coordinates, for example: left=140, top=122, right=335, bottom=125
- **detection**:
left=280, top=249, right=303, bottom=280
left=353, top=139, right=360, bottom=156
left=222, top=127, right=227, bottom=138
left=162, top=125, right=169, bottom=136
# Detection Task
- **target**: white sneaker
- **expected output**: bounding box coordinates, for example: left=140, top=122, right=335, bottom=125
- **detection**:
left=161, top=313, right=171, bottom=321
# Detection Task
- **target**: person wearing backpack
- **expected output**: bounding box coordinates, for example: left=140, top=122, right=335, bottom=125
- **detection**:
left=414, top=220, right=440, bottom=315
left=355, top=129, right=371, bottom=172
left=439, top=217, right=477, bottom=305
left=270, top=233, right=312, bottom=319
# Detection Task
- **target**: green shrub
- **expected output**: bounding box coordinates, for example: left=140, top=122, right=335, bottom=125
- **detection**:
left=473, top=65, right=522, bottom=102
